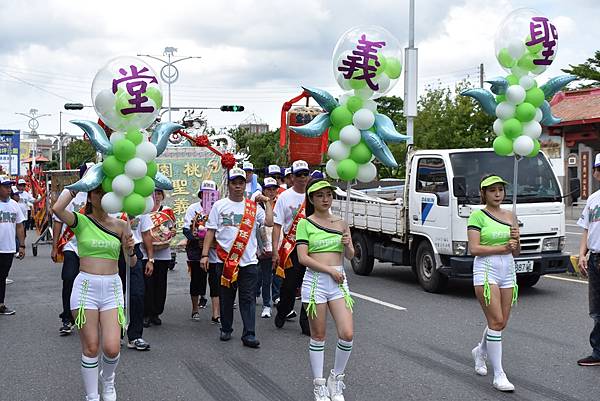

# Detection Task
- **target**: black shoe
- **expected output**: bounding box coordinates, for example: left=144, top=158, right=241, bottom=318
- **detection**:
left=220, top=331, right=232, bottom=341
left=150, top=316, right=162, bottom=326
left=199, top=297, right=208, bottom=309
left=211, top=317, right=221, bottom=325
left=59, top=321, right=73, bottom=336
left=127, top=338, right=151, bottom=351
left=577, top=355, right=600, bottom=366
left=286, top=310, right=297, bottom=320
left=274, top=313, right=286, bottom=329
left=242, top=335, right=260, bottom=348
left=0, top=305, right=15, bottom=315
left=143, top=317, right=152, bottom=328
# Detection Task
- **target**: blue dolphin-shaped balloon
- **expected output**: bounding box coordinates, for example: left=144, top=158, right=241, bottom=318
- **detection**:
left=361, top=130, right=398, bottom=168
left=151, top=122, right=184, bottom=157
left=485, top=76, right=509, bottom=95
left=65, top=163, right=104, bottom=192
left=302, top=86, right=338, bottom=113
left=290, top=113, right=331, bottom=137
left=70, top=120, right=112, bottom=155
left=374, top=114, right=411, bottom=143
left=154, top=172, right=174, bottom=190
left=460, top=88, right=498, bottom=116
left=540, top=100, right=562, bottom=126
left=540, top=75, right=577, bottom=99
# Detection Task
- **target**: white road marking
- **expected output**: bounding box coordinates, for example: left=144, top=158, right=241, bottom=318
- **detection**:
left=566, top=224, right=582, bottom=228
left=566, top=231, right=582, bottom=235
left=350, top=292, right=407, bottom=311
left=544, top=275, right=588, bottom=284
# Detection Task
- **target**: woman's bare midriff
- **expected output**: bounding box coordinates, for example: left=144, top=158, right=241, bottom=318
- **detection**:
left=309, top=252, right=344, bottom=268
left=80, top=257, right=119, bottom=275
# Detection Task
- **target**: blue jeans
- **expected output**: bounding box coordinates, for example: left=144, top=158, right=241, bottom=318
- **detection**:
left=218, top=263, right=258, bottom=339
left=272, top=275, right=282, bottom=302
left=256, top=258, right=272, bottom=307
left=589, top=254, right=600, bottom=358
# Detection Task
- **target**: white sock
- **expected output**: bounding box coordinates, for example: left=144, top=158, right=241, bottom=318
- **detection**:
left=81, top=354, right=99, bottom=397
left=486, top=329, right=504, bottom=376
left=480, top=326, right=488, bottom=354
left=333, top=339, right=353, bottom=375
left=100, top=353, right=120, bottom=381
left=309, top=339, right=325, bottom=379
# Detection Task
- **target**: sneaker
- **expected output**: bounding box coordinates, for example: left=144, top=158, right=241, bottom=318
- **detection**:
left=471, top=344, right=487, bottom=376
left=313, top=378, right=331, bottom=401
left=493, top=372, right=515, bottom=392
left=286, top=310, right=297, bottom=320
left=150, top=315, right=162, bottom=326
left=273, top=297, right=280, bottom=306
left=127, top=338, right=151, bottom=351
left=327, top=370, right=346, bottom=401
left=211, top=317, right=221, bottom=325
left=274, top=312, right=286, bottom=329
left=220, top=331, right=232, bottom=341
left=241, top=335, right=261, bottom=348
left=59, top=321, right=73, bottom=336
left=5, top=278, right=13, bottom=284
left=577, top=355, right=600, bottom=366
left=261, top=306, right=272, bottom=318
left=0, top=305, right=15, bottom=315
left=143, top=317, right=151, bottom=328
left=100, top=372, right=117, bottom=401
left=198, top=297, right=208, bottom=309
left=191, top=312, right=201, bottom=321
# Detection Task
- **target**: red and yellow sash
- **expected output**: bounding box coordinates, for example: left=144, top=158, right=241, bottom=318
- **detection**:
left=55, top=205, right=86, bottom=263
left=216, top=199, right=257, bottom=288
left=276, top=202, right=305, bottom=278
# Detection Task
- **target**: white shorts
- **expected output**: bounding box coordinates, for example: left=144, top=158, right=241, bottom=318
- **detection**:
left=70, top=272, right=124, bottom=312
left=301, top=266, right=350, bottom=304
left=473, top=254, right=516, bottom=289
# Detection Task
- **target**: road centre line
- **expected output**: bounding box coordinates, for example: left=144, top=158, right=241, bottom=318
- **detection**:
left=350, top=291, right=407, bottom=311
left=544, top=275, right=588, bottom=284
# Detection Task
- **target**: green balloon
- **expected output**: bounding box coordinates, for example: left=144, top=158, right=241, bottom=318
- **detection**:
left=493, top=135, right=513, bottom=156
left=145, top=86, right=163, bottom=109
left=349, top=76, right=367, bottom=90
left=101, top=176, right=113, bottom=193
left=384, top=57, right=402, bottom=79
left=502, top=118, right=522, bottom=139
left=336, top=159, right=359, bottom=181
left=515, top=102, right=536, bottom=122
left=525, top=87, right=545, bottom=108
left=525, top=35, right=543, bottom=54
left=113, top=139, right=136, bottom=162
left=526, top=139, right=541, bottom=157
left=497, top=49, right=515, bottom=69
left=126, top=128, right=144, bottom=145
left=346, top=96, right=364, bottom=113
left=349, top=141, right=373, bottom=164
left=517, top=53, right=536, bottom=71
left=328, top=126, right=340, bottom=142
left=496, top=94, right=506, bottom=103
left=123, top=193, right=146, bottom=216
left=102, top=156, right=125, bottom=178
left=134, top=176, right=155, bottom=197
left=330, top=106, right=353, bottom=129
left=369, top=55, right=387, bottom=76
left=115, top=89, right=135, bottom=120
left=506, top=74, right=519, bottom=85
left=146, top=161, right=158, bottom=178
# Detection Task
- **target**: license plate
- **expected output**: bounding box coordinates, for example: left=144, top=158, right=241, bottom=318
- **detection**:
left=515, top=260, right=534, bottom=273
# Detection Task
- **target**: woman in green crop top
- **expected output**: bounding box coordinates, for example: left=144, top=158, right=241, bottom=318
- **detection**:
left=296, top=179, right=355, bottom=401
left=466, top=174, right=520, bottom=393
left=53, top=185, right=135, bottom=401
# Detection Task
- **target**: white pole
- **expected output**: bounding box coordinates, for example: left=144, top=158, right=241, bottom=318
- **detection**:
left=512, top=156, right=520, bottom=225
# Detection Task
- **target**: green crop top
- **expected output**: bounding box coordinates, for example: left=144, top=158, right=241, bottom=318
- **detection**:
left=467, top=209, right=511, bottom=246
left=296, top=218, right=344, bottom=254
left=70, top=212, right=122, bottom=260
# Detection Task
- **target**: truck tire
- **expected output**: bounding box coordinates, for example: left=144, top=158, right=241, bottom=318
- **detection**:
left=351, top=232, right=374, bottom=276
left=416, top=241, right=448, bottom=293
left=517, top=274, right=540, bottom=288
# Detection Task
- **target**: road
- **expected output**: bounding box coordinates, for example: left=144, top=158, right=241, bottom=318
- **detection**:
left=0, top=230, right=598, bottom=401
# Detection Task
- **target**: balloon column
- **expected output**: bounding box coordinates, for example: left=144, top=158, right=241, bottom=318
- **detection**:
left=461, top=9, right=576, bottom=157
left=291, top=26, right=409, bottom=183
left=66, top=56, right=181, bottom=216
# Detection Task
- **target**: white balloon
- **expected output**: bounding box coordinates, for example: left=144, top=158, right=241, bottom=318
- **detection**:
left=522, top=120, right=542, bottom=139
left=495, top=102, right=516, bottom=120
left=363, top=99, right=378, bottom=112
left=518, top=76, right=535, bottom=90
left=336, top=73, right=352, bottom=91
left=493, top=119, right=504, bottom=136
left=532, top=65, right=547, bottom=75
left=339, top=125, right=361, bottom=146
left=101, top=192, right=123, bottom=214
left=513, top=135, right=534, bottom=156
left=112, top=174, right=134, bottom=197
left=375, top=73, right=391, bottom=93
left=339, top=93, right=351, bottom=106
left=357, top=162, right=377, bottom=183
left=124, top=157, right=148, bottom=179
left=352, top=108, right=375, bottom=130
left=510, top=65, right=528, bottom=78
left=534, top=108, right=543, bottom=122
left=326, top=159, right=340, bottom=179
left=109, top=132, right=125, bottom=145
left=136, top=141, right=158, bottom=162
left=144, top=195, right=154, bottom=214
left=507, top=40, right=526, bottom=59
left=505, top=85, right=526, bottom=105
left=94, top=89, right=116, bottom=114
left=327, top=141, right=351, bottom=161
left=354, top=87, right=374, bottom=100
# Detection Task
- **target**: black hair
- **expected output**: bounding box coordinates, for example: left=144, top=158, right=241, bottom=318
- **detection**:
left=479, top=173, right=506, bottom=205
left=304, top=178, right=333, bottom=217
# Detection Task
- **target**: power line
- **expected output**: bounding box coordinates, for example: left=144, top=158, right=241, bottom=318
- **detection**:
left=0, top=70, right=74, bottom=101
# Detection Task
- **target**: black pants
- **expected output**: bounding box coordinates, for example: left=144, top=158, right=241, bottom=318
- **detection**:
left=119, top=244, right=145, bottom=341
left=189, top=260, right=219, bottom=298
left=276, top=250, right=309, bottom=326
left=143, top=259, right=169, bottom=318
left=218, top=263, right=258, bottom=338
left=59, top=250, right=80, bottom=323
left=0, top=253, right=15, bottom=304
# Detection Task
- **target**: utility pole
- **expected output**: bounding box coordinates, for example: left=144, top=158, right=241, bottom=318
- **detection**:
left=138, top=47, right=201, bottom=122
left=404, top=0, right=418, bottom=146
left=479, top=63, right=485, bottom=88
left=15, top=108, right=50, bottom=174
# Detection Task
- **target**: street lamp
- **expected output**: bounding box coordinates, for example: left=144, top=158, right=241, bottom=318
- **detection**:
left=15, top=108, right=51, bottom=173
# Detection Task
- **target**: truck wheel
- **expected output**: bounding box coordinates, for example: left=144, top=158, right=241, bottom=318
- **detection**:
left=351, top=232, right=374, bottom=276
left=416, top=241, right=447, bottom=293
left=517, top=274, right=540, bottom=288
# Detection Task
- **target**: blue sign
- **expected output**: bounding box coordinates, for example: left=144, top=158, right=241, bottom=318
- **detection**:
left=0, top=130, right=20, bottom=176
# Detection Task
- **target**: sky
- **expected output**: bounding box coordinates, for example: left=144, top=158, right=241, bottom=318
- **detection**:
left=0, top=0, right=597, bottom=140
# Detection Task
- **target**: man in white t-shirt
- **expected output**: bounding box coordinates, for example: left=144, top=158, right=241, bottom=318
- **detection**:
left=202, top=167, right=273, bottom=347
left=272, top=159, right=310, bottom=334
left=16, top=179, right=35, bottom=230
left=577, top=153, right=600, bottom=366
left=0, top=177, right=26, bottom=316
left=243, top=161, right=262, bottom=199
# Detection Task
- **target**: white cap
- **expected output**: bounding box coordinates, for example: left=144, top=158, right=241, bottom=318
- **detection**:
left=242, top=161, right=254, bottom=171
left=198, top=179, right=217, bottom=195
left=228, top=167, right=247, bottom=181
left=267, top=164, right=282, bottom=176
left=263, top=177, right=278, bottom=188
left=17, top=178, right=26, bottom=185
left=595, top=154, right=600, bottom=168
left=284, top=167, right=292, bottom=176
left=292, top=160, right=309, bottom=174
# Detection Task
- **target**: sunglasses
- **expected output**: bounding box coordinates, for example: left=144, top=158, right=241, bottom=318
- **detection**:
left=294, top=172, right=309, bottom=177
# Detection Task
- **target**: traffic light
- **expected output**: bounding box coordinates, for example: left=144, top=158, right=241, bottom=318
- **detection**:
left=220, top=105, right=244, bottom=112
left=64, top=103, right=84, bottom=110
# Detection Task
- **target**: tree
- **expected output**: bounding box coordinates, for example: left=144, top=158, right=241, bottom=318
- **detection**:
left=66, top=139, right=96, bottom=169
left=562, top=50, right=600, bottom=88
left=375, top=96, right=407, bottom=178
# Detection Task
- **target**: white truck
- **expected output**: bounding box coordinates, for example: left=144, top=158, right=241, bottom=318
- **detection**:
left=333, top=148, right=572, bottom=293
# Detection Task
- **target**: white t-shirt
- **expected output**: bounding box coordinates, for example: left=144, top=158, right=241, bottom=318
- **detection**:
left=273, top=187, right=305, bottom=235
left=245, top=179, right=262, bottom=199
left=185, top=202, right=219, bottom=263
left=0, top=199, right=26, bottom=253
left=19, top=190, right=34, bottom=210
left=54, top=190, right=88, bottom=255
left=139, top=211, right=173, bottom=261
left=130, top=216, right=142, bottom=245
left=206, top=198, right=265, bottom=266
left=578, top=189, right=600, bottom=252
